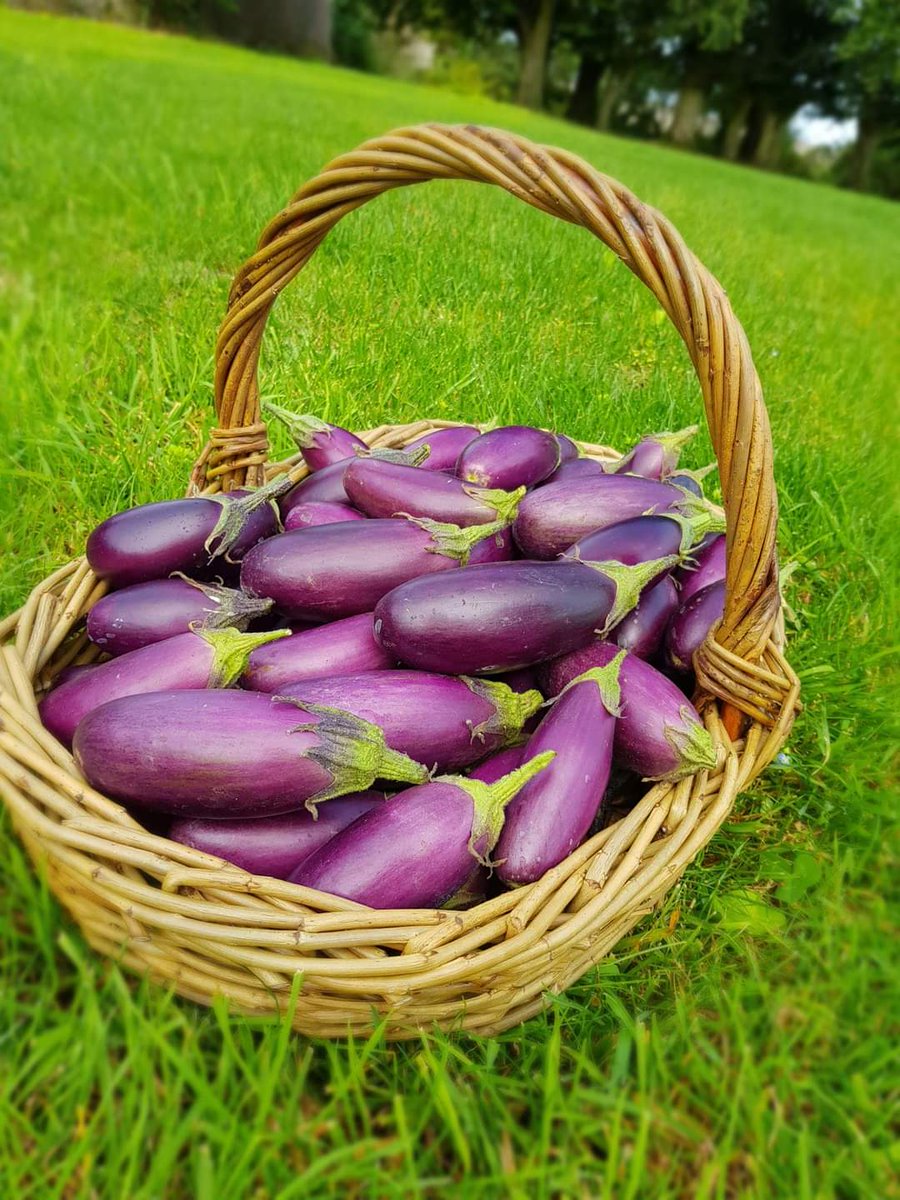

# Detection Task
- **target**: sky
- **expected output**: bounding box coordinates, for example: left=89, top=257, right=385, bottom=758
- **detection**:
left=791, top=108, right=858, bottom=149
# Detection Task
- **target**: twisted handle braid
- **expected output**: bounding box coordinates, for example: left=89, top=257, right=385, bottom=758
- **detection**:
left=195, top=123, right=781, bottom=671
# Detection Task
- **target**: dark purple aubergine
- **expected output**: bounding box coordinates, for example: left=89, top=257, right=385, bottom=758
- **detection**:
left=402, top=425, right=480, bottom=470
left=610, top=576, right=679, bottom=659
left=612, top=425, right=698, bottom=479
left=665, top=580, right=726, bottom=673
left=74, top=690, right=428, bottom=817
left=241, top=516, right=508, bottom=621
left=168, top=791, right=385, bottom=880
left=468, top=524, right=514, bottom=564
left=540, top=642, right=716, bottom=780
left=344, top=458, right=524, bottom=527
left=564, top=513, right=692, bottom=568
left=373, top=556, right=672, bottom=676
left=496, top=654, right=623, bottom=884
left=675, top=534, right=726, bottom=604
left=283, top=500, right=365, bottom=531
left=543, top=457, right=607, bottom=486
left=512, top=474, right=685, bottom=559
left=265, top=403, right=368, bottom=471
left=242, top=613, right=393, bottom=693
left=275, top=671, right=542, bottom=772
left=468, top=744, right=524, bottom=784
left=494, top=666, right=540, bottom=694
left=456, top=426, right=560, bottom=491
left=85, top=479, right=287, bottom=589
left=86, top=577, right=273, bottom=657
left=555, top=434, right=581, bottom=463
left=280, top=458, right=355, bottom=513
left=41, top=626, right=288, bottom=747
left=290, top=752, right=554, bottom=907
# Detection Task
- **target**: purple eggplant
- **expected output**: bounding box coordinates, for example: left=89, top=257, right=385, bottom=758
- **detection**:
left=540, top=642, right=716, bottom=781
left=242, top=613, right=394, bottom=693
left=290, top=752, right=554, bottom=908
left=675, top=534, right=726, bottom=604
left=611, top=575, right=679, bottom=659
left=373, top=555, right=673, bottom=676
left=494, top=666, right=540, bottom=694
left=48, top=663, right=99, bottom=690
left=665, top=580, right=726, bottom=673
left=168, top=791, right=385, bottom=880
left=468, top=744, right=524, bottom=784
left=402, top=425, right=481, bottom=470
left=344, top=458, right=524, bottom=527
left=555, top=434, right=581, bottom=463
left=40, top=626, right=288, bottom=747
left=456, top=426, right=560, bottom=491
left=74, top=690, right=428, bottom=817
left=468, top=523, right=514, bottom=564
left=86, top=577, right=273, bottom=657
left=496, top=653, right=623, bottom=884
left=563, top=513, right=687, bottom=568
left=668, top=463, right=716, bottom=499
left=544, top=457, right=607, bottom=486
left=86, top=478, right=288, bottom=589
left=265, top=403, right=367, bottom=471
left=512, top=474, right=686, bottom=559
left=278, top=444, right=430, bottom=518
left=241, top=515, right=507, bottom=621
left=283, top=500, right=365, bottom=531
left=612, top=425, right=698, bottom=479
left=275, top=671, right=542, bottom=772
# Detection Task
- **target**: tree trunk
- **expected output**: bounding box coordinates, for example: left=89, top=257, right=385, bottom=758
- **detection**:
left=751, top=110, right=782, bottom=168
left=566, top=53, right=602, bottom=126
left=848, top=111, right=880, bottom=191
left=516, top=0, right=556, bottom=110
left=669, top=85, right=706, bottom=146
left=596, top=68, right=630, bottom=131
left=738, top=100, right=765, bottom=163
left=721, top=96, right=751, bottom=161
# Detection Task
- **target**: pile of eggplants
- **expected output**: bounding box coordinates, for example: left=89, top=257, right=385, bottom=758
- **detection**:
left=43, top=414, right=730, bottom=911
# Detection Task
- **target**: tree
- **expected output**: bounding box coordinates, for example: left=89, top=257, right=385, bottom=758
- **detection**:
left=835, top=0, right=900, bottom=190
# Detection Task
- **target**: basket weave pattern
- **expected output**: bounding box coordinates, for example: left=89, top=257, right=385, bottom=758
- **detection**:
left=0, top=125, right=799, bottom=1036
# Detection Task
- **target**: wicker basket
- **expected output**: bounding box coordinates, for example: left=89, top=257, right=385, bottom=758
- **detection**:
left=0, top=124, right=799, bottom=1037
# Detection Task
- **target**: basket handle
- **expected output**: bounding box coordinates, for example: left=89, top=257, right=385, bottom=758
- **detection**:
left=194, top=123, right=781, bottom=679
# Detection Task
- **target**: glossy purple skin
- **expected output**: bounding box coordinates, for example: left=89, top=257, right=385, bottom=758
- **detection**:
left=402, top=425, right=480, bottom=470
left=74, top=690, right=338, bottom=817
left=87, top=579, right=224, bottom=656
left=85, top=492, right=276, bottom=589
left=555, top=434, right=581, bottom=463
left=543, top=457, right=606, bottom=486
left=301, top=423, right=368, bottom=472
left=665, top=580, right=726, bottom=673
left=283, top=500, right=365, bottom=531
left=513, top=475, right=683, bottom=559
left=611, top=576, right=679, bottom=659
left=168, top=791, right=384, bottom=880
left=280, top=458, right=353, bottom=515
left=243, top=613, right=393, bottom=693
left=468, top=524, right=514, bottom=564
left=614, top=437, right=678, bottom=480
left=41, top=630, right=221, bottom=748
left=277, top=670, right=525, bottom=771
left=563, top=514, right=685, bottom=569
left=467, top=745, right=523, bottom=784
left=496, top=680, right=614, bottom=884
left=290, top=780, right=484, bottom=909
left=240, top=519, right=462, bottom=621
left=456, top=426, right=560, bottom=491
left=540, top=642, right=707, bottom=779
left=675, top=534, right=726, bottom=604
left=374, top=560, right=615, bottom=675
left=344, top=459, right=510, bottom=527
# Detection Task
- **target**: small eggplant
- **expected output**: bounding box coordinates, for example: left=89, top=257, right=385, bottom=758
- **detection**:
left=675, top=534, right=726, bottom=604
left=467, top=744, right=524, bottom=784
left=456, top=426, right=560, bottom=491
left=86, top=577, right=273, bottom=657
left=344, top=458, right=524, bottom=527
left=264, top=403, right=367, bottom=470
left=612, top=425, right=698, bottom=479
left=543, top=457, right=607, bottom=486
left=41, top=626, right=288, bottom=747
left=669, top=462, right=717, bottom=499
left=540, top=642, right=716, bottom=781
left=168, top=791, right=385, bottom=880
left=555, top=434, right=581, bottom=463
left=664, top=580, right=726, bottom=673
left=279, top=446, right=428, bottom=516
left=402, top=425, right=481, bottom=470
left=496, top=653, right=623, bottom=884
left=283, top=500, right=365, bottom=531
left=74, top=690, right=428, bottom=817
left=290, top=752, right=554, bottom=908
left=468, top=523, right=515, bottom=564
left=242, top=613, right=394, bottom=693
left=610, top=575, right=679, bottom=659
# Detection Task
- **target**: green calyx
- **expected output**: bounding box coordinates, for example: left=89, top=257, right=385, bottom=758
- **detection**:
left=197, top=626, right=290, bottom=688
left=462, top=676, right=544, bottom=744
left=583, top=555, right=681, bottom=634
left=652, top=424, right=700, bottom=456
left=653, top=709, right=718, bottom=781
left=461, top=483, right=526, bottom=524
left=263, top=402, right=331, bottom=450
left=204, top=474, right=293, bottom=561
left=439, top=750, right=556, bottom=867
left=673, top=491, right=727, bottom=545
left=172, top=573, right=274, bottom=631
left=277, top=701, right=429, bottom=814
left=560, top=652, right=625, bottom=716
left=401, top=515, right=508, bottom=565
left=367, top=445, right=430, bottom=467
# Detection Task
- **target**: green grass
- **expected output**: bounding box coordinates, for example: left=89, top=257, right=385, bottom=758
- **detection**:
left=1, top=9, right=898, bottom=1198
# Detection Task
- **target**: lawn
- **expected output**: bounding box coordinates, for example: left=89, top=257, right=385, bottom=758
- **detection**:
left=0, top=9, right=897, bottom=1198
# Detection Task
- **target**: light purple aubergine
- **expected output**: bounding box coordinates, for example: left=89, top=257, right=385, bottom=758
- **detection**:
left=264, top=404, right=368, bottom=471
left=283, top=500, right=365, bottom=531
left=402, top=425, right=481, bottom=470
left=513, top=474, right=685, bottom=559
left=73, top=690, right=428, bottom=817
left=40, top=626, right=287, bottom=747
left=539, top=642, right=716, bottom=781
left=612, top=425, right=698, bottom=479
left=241, top=516, right=510, bottom=621
left=467, top=744, right=524, bottom=784
left=344, top=458, right=524, bottom=528
left=280, top=458, right=354, bottom=514
left=664, top=580, right=726, bottom=673
left=168, top=791, right=386, bottom=880
left=275, top=670, right=542, bottom=772
left=675, top=534, right=726, bottom=604
left=242, top=613, right=394, bottom=693
left=290, top=752, right=554, bottom=908
left=555, top=434, right=581, bottom=463
left=496, top=654, right=623, bottom=884
left=86, top=577, right=273, bottom=657
left=610, top=576, right=680, bottom=659
left=543, top=457, right=607, bottom=486
left=456, top=425, right=560, bottom=491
